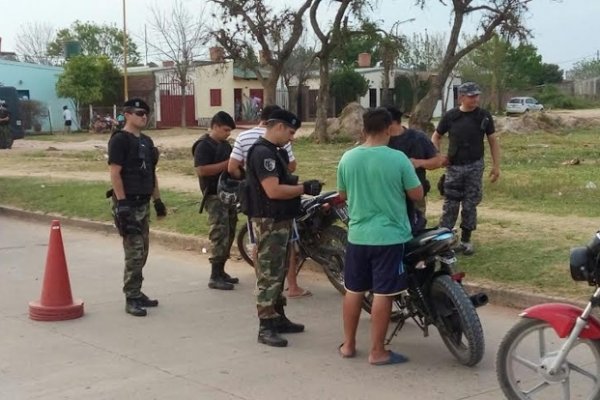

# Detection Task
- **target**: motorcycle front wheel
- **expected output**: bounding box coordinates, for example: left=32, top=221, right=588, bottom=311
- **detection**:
left=496, top=318, right=600, bottom=400
left=430, top=275, right=485, bottom=366
left=316, top=225, right=348, bottom=295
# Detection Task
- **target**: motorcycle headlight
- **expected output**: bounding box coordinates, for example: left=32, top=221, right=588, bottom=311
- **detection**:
left=569, top=246, right=591, bottom=282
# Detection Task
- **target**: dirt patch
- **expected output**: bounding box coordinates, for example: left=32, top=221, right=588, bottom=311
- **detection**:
left=495, top=109, right=600, bottom=134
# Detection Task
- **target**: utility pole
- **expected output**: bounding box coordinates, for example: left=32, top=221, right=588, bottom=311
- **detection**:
left=122, top=0, right=129, bottom=101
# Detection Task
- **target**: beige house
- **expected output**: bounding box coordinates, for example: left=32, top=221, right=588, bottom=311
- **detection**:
left=194, top=57, right=266, bottom=125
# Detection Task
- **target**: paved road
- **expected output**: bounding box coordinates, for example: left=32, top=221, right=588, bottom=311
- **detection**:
left=0, top=216, right=521, bottom=400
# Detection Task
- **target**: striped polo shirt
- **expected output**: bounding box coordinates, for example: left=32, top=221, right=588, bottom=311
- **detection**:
left=230, top=126, right=295, bottom=163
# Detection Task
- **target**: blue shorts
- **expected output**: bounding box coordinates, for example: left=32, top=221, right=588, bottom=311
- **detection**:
left=344, top=243, right=407, bottom=296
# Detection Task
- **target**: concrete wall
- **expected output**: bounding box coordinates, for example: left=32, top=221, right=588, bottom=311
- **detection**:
left=194, top=61, right=263, bottom=121
left=0, top=59, right=77, bottom=132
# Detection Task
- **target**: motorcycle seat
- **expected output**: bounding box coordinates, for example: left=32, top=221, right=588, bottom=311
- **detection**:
left=406, top=227, right=454, bottom=254
left=301, top=191, right=337, bottom=210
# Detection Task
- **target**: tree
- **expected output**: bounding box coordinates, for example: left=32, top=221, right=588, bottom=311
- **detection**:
left=211, top=0, right=311, bottom=106
left=15, top=22, right=56, bottom=65
left=310, top=0, right=372, bottom=142
left=281, top=44, right=317, bottom=116
left=398, top=31, right=445, bottom=110
left=568, top=58, right=600, bottom=80
left=148, top=0, right=210, bottom=127
left=409, top=0, right=533, bottom=130
left=56, top=55, right=122, bottom=126
left=330, top=68, right=369, bottom=111
left=331, top=21, right=381, bottom=67
left=47, top=21, right=140, bottom=65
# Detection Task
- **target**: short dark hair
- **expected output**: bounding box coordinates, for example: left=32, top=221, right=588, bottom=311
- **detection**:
left=363, top=108, right=392, bottom=135
left=383, top=106, right=403, bottom=123
left=260, top=104, right=281, bottom=121
left=211, top=111, right=236, bottom=129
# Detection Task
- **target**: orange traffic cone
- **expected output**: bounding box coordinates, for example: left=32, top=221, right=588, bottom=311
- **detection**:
left=29, top=220, right=84, bottom=321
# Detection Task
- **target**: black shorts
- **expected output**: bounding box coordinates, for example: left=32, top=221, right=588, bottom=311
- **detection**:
left=344, top=242, right=408, bottom=296
left=65, top=120, right=72, bottom=127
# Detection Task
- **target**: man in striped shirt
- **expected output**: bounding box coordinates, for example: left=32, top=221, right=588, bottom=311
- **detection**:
left=228, top=105, right=311, bottom=299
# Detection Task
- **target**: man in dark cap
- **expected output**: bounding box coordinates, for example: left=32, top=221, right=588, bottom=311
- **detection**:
left=108, top=98, right=167, bottom=317
left=431, top=82, right=501, bottom=255
left=193, top=111, right=239, bottom=290
left=245, top=109, right=322, bottom=347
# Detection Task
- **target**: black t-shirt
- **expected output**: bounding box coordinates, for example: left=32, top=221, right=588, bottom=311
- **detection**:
left=436, top=107, right=495, bottom=165
left=193, top=134, right=232, bottom=194
left=108, top=131, right=156, bottom=195
left=246, top=137, right=300, bottom=220
left=388, top=128, right=437, bottom=194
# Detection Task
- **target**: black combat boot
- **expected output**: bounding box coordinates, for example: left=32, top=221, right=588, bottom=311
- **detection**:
left=218, top=262, right=239, bottom=284
left=125, top=298, right=147, bottom=317
left=221, top=271, right=239, bottom=284
left=208, top=263, right=234, bottom=290
left=258, top=318, right=288, bottom=347
left=138, top=292, right=159, bottom=307
left=273, top=302, right=305, bottom=333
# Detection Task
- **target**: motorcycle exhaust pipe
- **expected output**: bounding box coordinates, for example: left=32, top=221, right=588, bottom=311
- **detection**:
left=470, top=292, right=489, bottom=308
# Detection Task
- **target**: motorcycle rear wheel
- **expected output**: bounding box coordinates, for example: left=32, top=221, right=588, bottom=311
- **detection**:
left=317, top=225, right=348, bottom=295
left=496, top=318, right=600, bottom=400
left=430, top=275, right=485, bottom=366
left=236, top=224, right=255, bottom=267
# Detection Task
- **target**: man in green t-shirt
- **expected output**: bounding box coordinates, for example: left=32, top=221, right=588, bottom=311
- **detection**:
left=336, top=108, right=423, bottom=365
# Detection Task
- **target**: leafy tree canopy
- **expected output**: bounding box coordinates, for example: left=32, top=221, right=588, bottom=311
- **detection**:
left=48, top=21, right=140, bottom=65
left=329, top=68, right=369, bottom=108
left=56, top=55, right=122, bottom=108
left=569, top=59, right=600, bottom=80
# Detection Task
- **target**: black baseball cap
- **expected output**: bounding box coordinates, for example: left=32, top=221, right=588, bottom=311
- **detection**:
left=123, top=98, right=150, bottom=113
left=267, top=109, right=301, bottom=130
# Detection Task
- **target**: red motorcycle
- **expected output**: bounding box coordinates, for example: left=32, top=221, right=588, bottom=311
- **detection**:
left=496, top=231, right=600, bottom=400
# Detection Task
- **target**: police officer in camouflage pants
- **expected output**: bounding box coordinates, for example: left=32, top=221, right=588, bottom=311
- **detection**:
left=431, top=82, right=501, bottom=255
left=108, top=98, right=167, bottom=317
left=245, top=109, right=322, bottom=347
left=193, top=111, right=239, bottom=290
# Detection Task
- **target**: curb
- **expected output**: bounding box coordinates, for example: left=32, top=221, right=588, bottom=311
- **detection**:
left=0, top=205, right=587, bottom=310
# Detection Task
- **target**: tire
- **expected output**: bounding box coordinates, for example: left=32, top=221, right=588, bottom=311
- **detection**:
left=236, top=224, right=255, bottom=267
left=496, top=318, right=600, bottom=400
left=317, top=225, right=347, bottom=295
left=430, top=275, right=485, bottom=366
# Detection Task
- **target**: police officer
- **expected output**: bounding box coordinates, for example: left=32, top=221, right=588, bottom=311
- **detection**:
left=245, top=109, right=322, bottom=347
left=431, top=82, right=501, bottom=255
left=193, top=111, right=238, bottom=290
left=0, top=100, right=11, bottom=150
left=386, top=106, right=443, bottom=232
left=108, top=98, right=167, bottom=317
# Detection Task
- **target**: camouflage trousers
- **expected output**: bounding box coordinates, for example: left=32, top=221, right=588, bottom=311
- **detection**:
left=0, top=125, right=11, bottom=149
left=204, top=195, right=238, bottom=265
left=439, top=159, right=484, bottom=232
left=112, top=200, right=151, bottom=299
left=251, top=218, right=292, bottom=319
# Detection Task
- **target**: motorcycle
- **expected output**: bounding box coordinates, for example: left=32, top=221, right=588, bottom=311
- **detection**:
left=382, top=227, right=488, bottom=366
left=237, top=191, right=349, bottom=294
left=496, top=231, right=600, bottom=400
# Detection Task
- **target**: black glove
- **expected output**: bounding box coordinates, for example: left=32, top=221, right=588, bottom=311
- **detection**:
left=154, top=198, right=167, bottom=217
left=303, top=180, right=322, bottom=196
left=116, top=200, right=131, bottom=220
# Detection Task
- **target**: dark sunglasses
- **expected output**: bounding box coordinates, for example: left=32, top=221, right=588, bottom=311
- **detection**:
left=134, top=110, right=148, bottom=117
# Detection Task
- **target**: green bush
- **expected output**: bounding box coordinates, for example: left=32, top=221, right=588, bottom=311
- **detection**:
left=536, top=85, right=600, bottom=109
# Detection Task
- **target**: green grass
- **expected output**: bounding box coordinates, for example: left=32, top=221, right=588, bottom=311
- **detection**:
left=0, top=177, right=209, bottom=236
left=4, top=128, right=600, bottom=299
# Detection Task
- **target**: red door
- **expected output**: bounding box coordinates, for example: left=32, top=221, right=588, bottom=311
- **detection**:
left=158, top=81, right=196, bottom=128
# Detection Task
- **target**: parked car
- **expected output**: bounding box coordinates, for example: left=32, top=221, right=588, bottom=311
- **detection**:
left=505, top=97, right=544, bottom=115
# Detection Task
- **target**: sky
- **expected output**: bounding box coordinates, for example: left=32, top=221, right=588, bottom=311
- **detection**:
left=1, top=0, right=598, bottom=73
